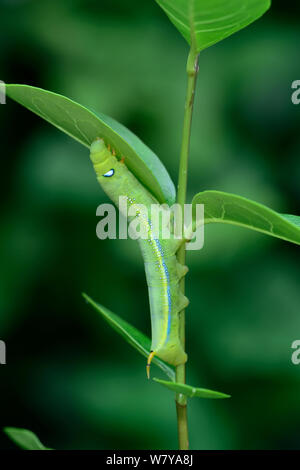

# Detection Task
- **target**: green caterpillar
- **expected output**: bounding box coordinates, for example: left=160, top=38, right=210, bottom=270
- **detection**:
left=90, top=138, right=189, bottom=375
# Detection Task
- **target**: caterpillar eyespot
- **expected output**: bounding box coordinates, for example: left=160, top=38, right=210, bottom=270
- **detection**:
left=90, top=139, right=189, bottom=376
left=103, top=169, right=115, bottom=177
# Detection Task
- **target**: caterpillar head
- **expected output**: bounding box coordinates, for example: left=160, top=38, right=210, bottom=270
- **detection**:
left=90, top=138, right=117, bottom=177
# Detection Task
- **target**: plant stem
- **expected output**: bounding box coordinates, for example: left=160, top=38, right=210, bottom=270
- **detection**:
left=175, top=47, right=199, bottom=451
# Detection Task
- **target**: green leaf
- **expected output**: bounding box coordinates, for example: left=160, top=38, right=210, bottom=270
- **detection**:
left=6, top=84, right=175, bottom=205
left=154, top=378, right=230, bottom=399
left=192, top=190, right=300, bottom=245
left=83, top=294, right=175, bottom=381
left=4, top=427, right=51, bottom=450
left=155, top=0, right=271, bottom=52
left=282, top=214, right=300, bottom=229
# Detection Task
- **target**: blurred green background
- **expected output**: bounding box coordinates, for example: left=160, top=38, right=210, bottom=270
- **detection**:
left=0, top=0, right=299, bottom=450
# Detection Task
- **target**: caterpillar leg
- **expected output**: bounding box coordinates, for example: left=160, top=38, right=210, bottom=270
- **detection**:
left=177, top=262, right=189, bottom=280
left=146, top=350, right=156, bottom=379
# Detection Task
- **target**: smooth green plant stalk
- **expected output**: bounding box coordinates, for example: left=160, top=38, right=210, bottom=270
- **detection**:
left=175, top=47, right=200, bottom=451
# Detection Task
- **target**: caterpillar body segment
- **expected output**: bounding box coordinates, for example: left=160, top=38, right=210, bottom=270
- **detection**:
left=90, top=139, right=189, bottom=370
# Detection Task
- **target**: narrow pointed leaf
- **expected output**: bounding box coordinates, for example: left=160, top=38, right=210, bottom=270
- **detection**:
left=6, top=84, right=175, bottom=205
left=154, top=378, right=230, bottom=399
left=193, top=191, right=300, bottom=245
left=83, top=294, right=175, bottom=381
left=4, top=427, right=51, bottom=450
left=282, top=214, right=300, bottom=228
left=155, top=0, right=271, bottom=52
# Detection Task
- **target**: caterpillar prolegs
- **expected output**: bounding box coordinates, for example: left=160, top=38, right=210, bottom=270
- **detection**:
left=90, top=139, right=189, bottom=374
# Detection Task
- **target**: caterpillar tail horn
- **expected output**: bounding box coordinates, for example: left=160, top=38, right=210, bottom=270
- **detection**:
left=146, top=350, right=156, bottom=379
